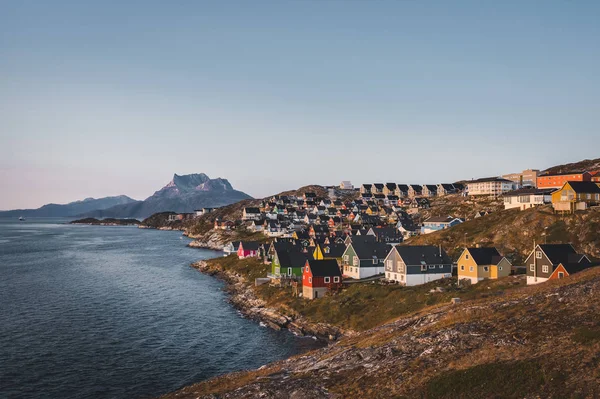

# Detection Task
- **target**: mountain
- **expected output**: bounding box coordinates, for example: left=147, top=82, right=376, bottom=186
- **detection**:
left=80, top=173, right=252, bottom=219
left=0, top=196, right=137, bottom=218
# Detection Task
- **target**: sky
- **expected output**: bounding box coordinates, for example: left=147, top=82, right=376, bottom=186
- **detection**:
left=1, top=0, right=599, bottom=209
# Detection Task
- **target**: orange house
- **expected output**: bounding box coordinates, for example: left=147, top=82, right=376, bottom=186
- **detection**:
left=537, top=172, right=592, bottom=189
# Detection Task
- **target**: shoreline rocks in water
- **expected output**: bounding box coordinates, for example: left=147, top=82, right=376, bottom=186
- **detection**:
left=70, top=217, right=141, bottom=226
left=191, top=260, right=344, bottom=342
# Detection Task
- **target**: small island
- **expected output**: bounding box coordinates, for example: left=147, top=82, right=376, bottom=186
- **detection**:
left=69, top=217, right=141, bottom=226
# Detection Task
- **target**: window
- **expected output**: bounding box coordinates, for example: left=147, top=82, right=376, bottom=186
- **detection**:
left=421, top=265, right=427, bottom=271
left=460, top=265, right=465, bottom=271
left=308, top=277, right=312, bottom=283
left=344, top=255, right=349, bottom=263
left=324, top=277, right=330, bottom=283
left=429, top=265, right=435, bottom=269
left=401, top=274, right=404, bottom=281
left=465, top=254, right=469, bottom=260
left=483, top=266, right=489, bottom=272
left=353, top=256, right=359, bottom=266
left=536, top=251, right=542, bottom=259
left=499, top=266, right=503, bottom=271
left=469, top=266, right=474, bottom=272
left=288, top=268, right=292, bottom=276
left=333, top=276, right=340, bottom=283
left=439, top=265, right=443, bottom=269
left=386, top=260, right=393, bottom=270
left=530, top=264, right=535, bottom=271
left=305, top=266, right=309, bottom=273
left=373, top=258, right=378, bottom=264
left=542, top=265, right=549, bottom=273
left=386, top=272, right=390, bottom=278
left=558, top=272, right=564, bottom=279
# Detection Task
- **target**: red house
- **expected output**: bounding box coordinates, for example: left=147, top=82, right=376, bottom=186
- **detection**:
left=237, top=241, right=261, bottom=259
left=302, top=259, right=343, bottom=299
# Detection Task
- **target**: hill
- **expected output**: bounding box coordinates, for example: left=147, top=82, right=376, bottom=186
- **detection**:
left=407, top=205, right=600, bottom=262
left=0, top=195, right=137, bottom=218
left=542, top=157, right=600, bottom=175
left=162, top=266, right=600, bottom=399
left=80, top=173, right=252, bottom=219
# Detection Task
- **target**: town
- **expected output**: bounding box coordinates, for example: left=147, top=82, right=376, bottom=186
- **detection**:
left=168, top=168, right=600, bottom=301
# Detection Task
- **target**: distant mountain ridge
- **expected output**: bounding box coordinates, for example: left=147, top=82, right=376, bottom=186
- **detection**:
left=80, top=173, right=252, bottom=219
left=542, top=157, right=600, bottom=176
left=0, top=195, right=137, bottom=218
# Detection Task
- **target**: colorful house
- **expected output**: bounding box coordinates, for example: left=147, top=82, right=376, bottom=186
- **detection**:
left=525, top=244, right=592, bottom=285
left=237, top=241, right=261, bottom=259
left=457, top=247, right=512, bottom=284
left=271, top=247, right=311, bottom=279
left=313, top=243, right=346, bottom=266
left=341, top=241, right=390, bottom=279
left=421, top=216, right=463, bottom=235
left=302, top=259, right=343, bottom=299
left=384, top=245, right=452, bottom=286
left=551, top=181, right=600, bottom=213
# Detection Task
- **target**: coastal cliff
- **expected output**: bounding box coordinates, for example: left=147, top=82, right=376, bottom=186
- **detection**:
left=161, top=267, right=600, bottom=399
left=191, top=260, right=344, bottom=341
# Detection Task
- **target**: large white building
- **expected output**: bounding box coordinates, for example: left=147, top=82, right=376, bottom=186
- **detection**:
left=467, top=177, right=515, bottom=197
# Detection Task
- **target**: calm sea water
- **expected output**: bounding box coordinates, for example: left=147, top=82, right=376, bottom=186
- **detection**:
left=0, top=218, right=322, bottom=399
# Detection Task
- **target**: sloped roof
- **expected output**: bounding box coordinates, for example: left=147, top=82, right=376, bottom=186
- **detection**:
left=320, top=243, right=347, bottom=258
left=351, top=241, right=390, bottom=259
left=538, top=244, right=579, bottom=265
left=395, top=245, right=452, bottom=265
left=424, top=216, right=458, bottom=223
left=240, top=241, right=261, bottom=251
left=565, top=181, right=600, bottom=193
left=307, top=259, right=342, bottom=277
left=278, top=250, right=312, bottom=269
left=466, top=247, right=502, bottom=265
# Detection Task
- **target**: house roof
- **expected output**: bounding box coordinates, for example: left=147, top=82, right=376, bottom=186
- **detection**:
left=564, top=181, right=600, bottom=193
left=320, top=243, right=347, bottom=258
left=395, top=245, right=452, bottom=265
left=465, top=247, right=502, bottom=265
left=440, top=184, right=455, bottom=190
left=503, top=187, right=554, bottom=197
left=538, top=244, right=579, bottom=265
left=307, top=259, right=342, bottom=277
left=397, top=184, right=409, bottom=191
left=374, top=183, right=384, bottom=189
left=559, top=261, right=599, bottom=275
left=424, top=216, right=459, bottom=223
left=385, top=183, right=397, bottom=190
left=425, top=184, right=437, bottom=191
left=244, top=207, right=261, bottom=213
left=351, top=241, right=390, bottom=259
left=468, top=177, right=513, bottom=183
left=240, top=241, right=261, bottom=251
left=278, top=249, right=312, bottom=268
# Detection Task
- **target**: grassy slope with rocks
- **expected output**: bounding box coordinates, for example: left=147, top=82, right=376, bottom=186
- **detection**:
left=161, top=267, right=600, bottom=399
left=542, top=157, right=600, bottom=175
left=407, top=205, right=600, bottom=262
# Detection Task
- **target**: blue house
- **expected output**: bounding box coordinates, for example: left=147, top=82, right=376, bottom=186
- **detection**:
left=421, top=216, right=463, bottom=235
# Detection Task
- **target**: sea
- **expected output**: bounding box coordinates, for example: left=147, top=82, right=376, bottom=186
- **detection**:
left=0, top=218, right=323, bottom=399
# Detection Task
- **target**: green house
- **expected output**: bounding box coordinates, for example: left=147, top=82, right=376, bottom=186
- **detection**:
left=271, top=247, right=312, bottom=279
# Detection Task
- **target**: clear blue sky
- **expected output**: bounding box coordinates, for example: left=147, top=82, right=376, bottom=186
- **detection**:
left=1, top=0, right=599, bottom=209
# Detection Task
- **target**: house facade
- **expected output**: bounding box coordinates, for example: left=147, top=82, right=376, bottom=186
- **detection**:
left=302, top=259, right=343, bottom=299
left=502, top=169, right=540, bottom=188
left=467, top=177, right=515, bottom=197
left=237, top=241, right=261, bottom=259
left=525, top=244, right=591, bottom=285
left=421, top=216, right=463, bottom=235
left=341, top=241, right=389, bottom=279
left=551, top=181, right=600, bottom=213
left=537, top=172, right=592, bottom=189
left=384, top=245, right=452, bottom=286
left=503, top=188, right=553, bottom=210
left=457, top=247, right=512, bottom=284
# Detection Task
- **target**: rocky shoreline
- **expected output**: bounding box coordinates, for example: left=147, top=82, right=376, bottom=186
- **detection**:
left=191, top=260, right=346, bottom=342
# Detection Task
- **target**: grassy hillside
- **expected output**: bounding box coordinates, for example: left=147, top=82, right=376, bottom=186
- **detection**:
left=162, top=267, right=600, bottom=399
left=542, top=157, right=600, bottom=175
left=407, top=205, right=600, bottom=262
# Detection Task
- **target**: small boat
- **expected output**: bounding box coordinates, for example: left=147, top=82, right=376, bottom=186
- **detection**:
left=19, top=216, right=25, bottom=221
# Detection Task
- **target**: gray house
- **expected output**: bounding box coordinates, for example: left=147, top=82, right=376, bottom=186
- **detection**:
left=384, top=245, right=453, bottom=286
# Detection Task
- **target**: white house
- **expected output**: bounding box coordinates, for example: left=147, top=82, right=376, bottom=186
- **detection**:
left=502, top=188, right=553, bottom=210
left=467, top=177, right=515, bottom=197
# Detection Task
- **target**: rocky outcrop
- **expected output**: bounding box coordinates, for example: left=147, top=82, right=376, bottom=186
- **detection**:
left=191, top=260, right=343, bottom=341
left=162, top=268, right=600, bottom=399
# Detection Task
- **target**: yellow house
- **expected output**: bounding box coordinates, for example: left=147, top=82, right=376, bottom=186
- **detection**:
left=551, top=181, right=600, bottom=213
left=457, top=247, right=512, bottom=284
